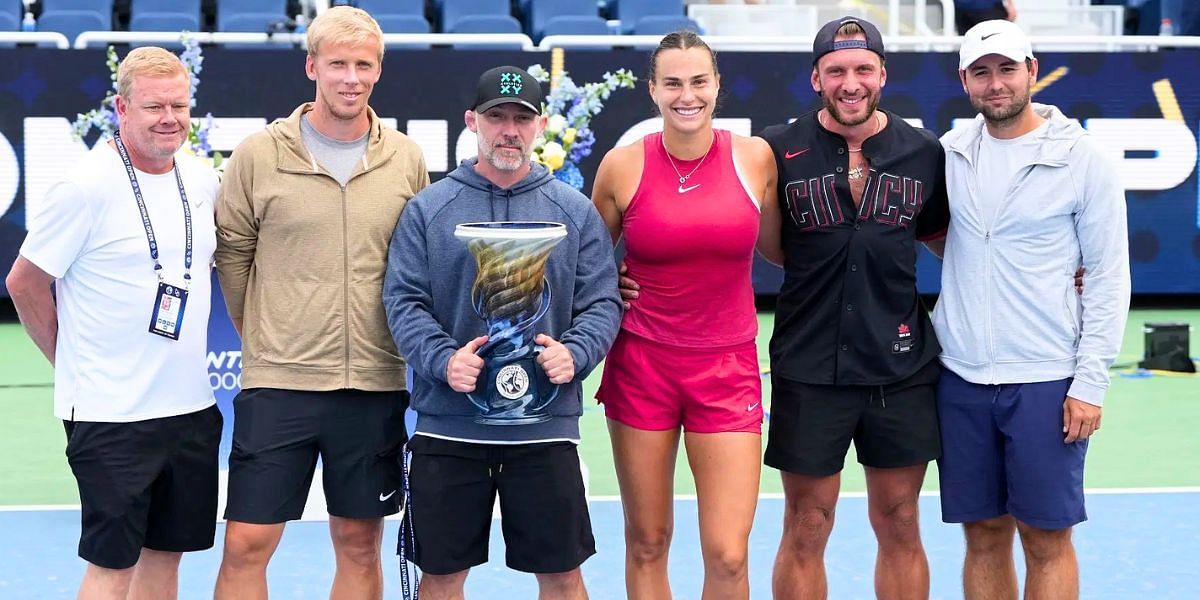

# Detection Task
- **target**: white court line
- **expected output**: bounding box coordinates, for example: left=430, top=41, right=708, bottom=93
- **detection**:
left=587, top=486, right=1200, bottom=503
left=6, top=486, right=1199, bottom=513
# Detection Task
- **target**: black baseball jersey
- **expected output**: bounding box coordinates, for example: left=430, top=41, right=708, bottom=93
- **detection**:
left=760, top=109, right=949, bottom=386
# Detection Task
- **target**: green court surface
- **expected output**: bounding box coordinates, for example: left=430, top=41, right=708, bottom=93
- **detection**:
left=1, top=309, right=1198, bottom=506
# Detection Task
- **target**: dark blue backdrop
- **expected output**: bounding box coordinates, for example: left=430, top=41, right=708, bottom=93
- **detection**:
left=2, top=47, right=1199, bottom=297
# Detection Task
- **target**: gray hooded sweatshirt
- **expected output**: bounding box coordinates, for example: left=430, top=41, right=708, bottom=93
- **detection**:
left=383, top=159, right=621, bottom=442
left=935, top=104, right=1130, bottom=406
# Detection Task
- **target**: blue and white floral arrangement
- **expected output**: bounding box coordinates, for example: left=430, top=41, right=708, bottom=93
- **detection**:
left=526, top=64, right=636, bottom=190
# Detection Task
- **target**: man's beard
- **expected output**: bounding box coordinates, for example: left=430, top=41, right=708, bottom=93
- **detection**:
left=482, top=138, right=528, bottom=172
left=974, top=88, right=1030, bottom=127
left=823, top=90, right=880, bottom=127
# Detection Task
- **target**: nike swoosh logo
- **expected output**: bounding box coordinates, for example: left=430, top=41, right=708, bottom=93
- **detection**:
left=379, top=490, right=397, bottom=502
left=747, top=402, right=760, bottom=412
left=678, top=184, right=701, bottom=193
left=784, top=149, right=809, bottom=159
left=982, top=32, right=1000, bottom=40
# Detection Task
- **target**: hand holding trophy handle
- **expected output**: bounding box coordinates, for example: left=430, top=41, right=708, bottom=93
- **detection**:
left=534, top=334, right=575, bottom=385
left=447, top=335, right=489, bottom=402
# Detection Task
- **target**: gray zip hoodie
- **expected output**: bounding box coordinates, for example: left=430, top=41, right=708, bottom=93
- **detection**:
left=383, top=159, right=621, bottom=442
left=935, top=104, right=1130, bottom=406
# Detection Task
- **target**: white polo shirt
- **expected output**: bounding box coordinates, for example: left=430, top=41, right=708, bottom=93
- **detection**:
left=20, top=144, right=219, bottom=422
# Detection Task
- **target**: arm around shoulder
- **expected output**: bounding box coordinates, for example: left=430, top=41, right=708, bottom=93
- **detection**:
left=591, top=144, right=642, bottom=246
left=743, top=135, right=784, bottom=265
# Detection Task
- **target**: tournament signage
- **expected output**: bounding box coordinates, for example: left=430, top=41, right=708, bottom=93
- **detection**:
left=3, top=48, right=1198, bottom=296
left=1, top=47, right=1198, bottom=446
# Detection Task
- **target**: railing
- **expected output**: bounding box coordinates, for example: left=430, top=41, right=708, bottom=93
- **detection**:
left=72, top=31, right=536, bottom=51
left=0, top=32, right=71, bottom=49
left=5, top=30, right=1200, bottom=53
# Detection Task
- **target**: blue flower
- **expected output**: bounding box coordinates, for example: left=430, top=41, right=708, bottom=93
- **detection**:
left=554, top=162, right=585, bottom=190
left=522, top=64, right=636, bottom=183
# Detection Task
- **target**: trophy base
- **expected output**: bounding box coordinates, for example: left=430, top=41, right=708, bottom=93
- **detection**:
left=466, top=355, right=559, bottom=426
left=474, top=414, right=552, bottom=426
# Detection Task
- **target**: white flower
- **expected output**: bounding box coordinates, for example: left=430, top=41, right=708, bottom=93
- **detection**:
left=545, top=114, right=567, bottom=136
left=540, top=141, right=566, bottom=170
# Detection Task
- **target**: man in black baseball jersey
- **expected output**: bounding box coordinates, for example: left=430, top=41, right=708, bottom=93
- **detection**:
left=758, top=16, right=949, bottom=600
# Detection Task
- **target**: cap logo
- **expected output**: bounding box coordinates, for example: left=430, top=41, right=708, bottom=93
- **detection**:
left=981, top=32, right=1000, bottom=40
left=832, top=39, right=870, bottom=51
left=499, top=71, right=522, bottom=95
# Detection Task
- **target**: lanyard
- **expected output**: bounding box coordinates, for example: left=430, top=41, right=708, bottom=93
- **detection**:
left=112, top=133, right=193, bottom=288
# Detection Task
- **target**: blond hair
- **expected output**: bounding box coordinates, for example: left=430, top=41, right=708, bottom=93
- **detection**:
left=307, top=6, right=385, bottom=62
left=836, top=21, right=865, bottom=38
left=116, top=46, right=188, bottom=99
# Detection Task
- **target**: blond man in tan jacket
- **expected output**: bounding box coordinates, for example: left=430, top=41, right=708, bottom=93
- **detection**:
left=213, top=7, right=428, bottom=600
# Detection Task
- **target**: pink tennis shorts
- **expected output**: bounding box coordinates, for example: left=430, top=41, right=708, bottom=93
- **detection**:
left=597, top=330, right=763, bottom=434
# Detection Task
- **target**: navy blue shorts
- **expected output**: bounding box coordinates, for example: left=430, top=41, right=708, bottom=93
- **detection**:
left=936, top=369, right=1088, bottom=530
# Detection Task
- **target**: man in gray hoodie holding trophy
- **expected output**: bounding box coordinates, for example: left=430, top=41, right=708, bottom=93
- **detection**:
left=383, top=65, right=621, bottom=599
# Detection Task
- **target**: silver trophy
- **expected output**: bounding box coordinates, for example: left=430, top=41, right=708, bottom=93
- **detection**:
left=455, top=221, right=567, bottom=425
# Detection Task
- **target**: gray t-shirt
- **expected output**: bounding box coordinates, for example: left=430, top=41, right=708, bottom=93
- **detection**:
left=300, top=114, right=368, bottom=187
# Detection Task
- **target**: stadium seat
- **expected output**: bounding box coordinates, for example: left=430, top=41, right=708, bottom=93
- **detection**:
left=353, top=0, right=428, bottom=33
left=526, top=0, right=599, bottom=39
left=130, top=0, right=200, bottom=31
left=129, top=12, right=201, bottom=32
left=37, top=9, right=110, bottom=42
left=631, top=14, right=700, bottom=35
left=130, top=0, right=194, bottom=13
left=356, top=0, right=424, bottom=16
left=219, top=12, right=290, bottom=34
left=613, top=0, right=684, bottom=34
left=217, top=0, right=287, bottom=33
left=440, top=0, right=511, bottom=33
left=374, top=14, right=430, bottom=34
left=41, top=0, right=113, bottom=12
left=542, top=15, right=610, bottom=36
left=1, top=0, right=19, bottom=32
left=448, top=14, right=522, bottom=34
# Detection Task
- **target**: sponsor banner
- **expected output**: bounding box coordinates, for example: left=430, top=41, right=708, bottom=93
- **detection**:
left=3, top=47, right=1199, bottom=443
left=4, top=48, right=1198, bottom=295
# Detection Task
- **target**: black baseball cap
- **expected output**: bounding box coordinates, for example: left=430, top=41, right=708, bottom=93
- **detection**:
left=471, top=66, right=544, bottom=114
left=812, top=16, right=886, bottom=65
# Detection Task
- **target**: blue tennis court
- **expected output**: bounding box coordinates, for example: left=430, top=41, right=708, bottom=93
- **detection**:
left=1, top=491, right=1197, bottom=599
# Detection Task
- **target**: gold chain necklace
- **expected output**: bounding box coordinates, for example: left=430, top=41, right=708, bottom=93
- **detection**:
left=818, top=111, right=883, bottom=181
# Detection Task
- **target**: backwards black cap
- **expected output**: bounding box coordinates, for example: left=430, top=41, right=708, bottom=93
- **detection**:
left=812, top=16, right=886, bottom=65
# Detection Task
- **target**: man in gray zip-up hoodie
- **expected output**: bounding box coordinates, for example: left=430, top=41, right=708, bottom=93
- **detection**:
left=383, top=66, right=620, bottom=598
left=933, top=20, right=1130, bottom=599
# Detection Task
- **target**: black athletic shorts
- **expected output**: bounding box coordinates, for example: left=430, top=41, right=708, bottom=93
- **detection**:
left=401, top=435, right=596, bottom=575
left=765, top=359, right=941, bottom=477
left=224, top=388, right=408, bottom=523
left=64, top=404, right=222, bottom=570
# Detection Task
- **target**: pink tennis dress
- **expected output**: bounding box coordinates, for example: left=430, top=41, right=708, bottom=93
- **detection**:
left=598, top=129, right=764, bottom=433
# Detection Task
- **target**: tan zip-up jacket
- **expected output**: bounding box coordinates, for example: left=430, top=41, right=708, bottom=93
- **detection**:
left=215, top=103, right=429, bottom=391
